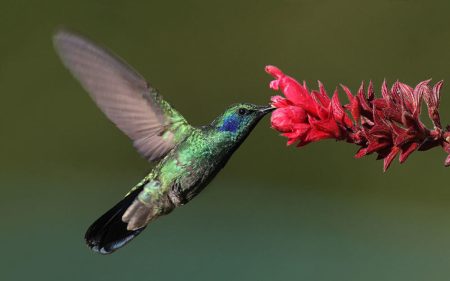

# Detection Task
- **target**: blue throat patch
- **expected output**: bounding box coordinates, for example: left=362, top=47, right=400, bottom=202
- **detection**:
left=219, top=115, right=240, bottom=133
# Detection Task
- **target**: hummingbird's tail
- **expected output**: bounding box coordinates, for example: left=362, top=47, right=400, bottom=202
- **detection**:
left=84, top=186, right=146, bottom=254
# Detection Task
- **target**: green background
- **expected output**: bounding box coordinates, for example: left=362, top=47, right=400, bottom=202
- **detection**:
left=1, top=0, right=450, bottom=280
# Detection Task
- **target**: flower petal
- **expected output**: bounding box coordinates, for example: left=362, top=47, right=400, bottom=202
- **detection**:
left=265, top=65, right=284, bottom=79
left=424, top=80, right=444, bottom=128
left=383, top=147, right=400, bottom=172
left=366, top=141, right=390, bottom=154
left=445, top=154, right=450, bottom=167
left=271, top=106, right=308, bottom=132
left=354, top=147, right=368, bottom=158
left=367, top=81, right=375, bottom=100
left=305, top=129, right=333, bottom=142
left=330, top=88, right=353, bottom=127
left=399, top=142, right=419, bottom=163
left=271, top=95, right=290, bottom=107
left=311, top=118, right=341, bottom=139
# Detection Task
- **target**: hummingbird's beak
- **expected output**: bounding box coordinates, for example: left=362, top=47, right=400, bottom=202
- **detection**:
left=258, top=105, right=276, bottom=115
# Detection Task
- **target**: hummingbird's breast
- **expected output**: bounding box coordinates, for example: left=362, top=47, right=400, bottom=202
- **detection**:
left=154, top=128, right=235, bottom=206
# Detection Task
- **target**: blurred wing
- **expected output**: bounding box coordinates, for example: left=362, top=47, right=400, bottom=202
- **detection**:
left=53, top=30, right=192, bottom=162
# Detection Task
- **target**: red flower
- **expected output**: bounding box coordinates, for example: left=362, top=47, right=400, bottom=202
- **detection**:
left=266, top=65, right=450, bottom=171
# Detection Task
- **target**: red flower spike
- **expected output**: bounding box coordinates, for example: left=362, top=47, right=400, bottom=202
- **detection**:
left=266, top=65, right=450, bottom=171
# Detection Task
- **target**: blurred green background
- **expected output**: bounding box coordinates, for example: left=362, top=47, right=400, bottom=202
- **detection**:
left=1, top=0, right=450, bottom=280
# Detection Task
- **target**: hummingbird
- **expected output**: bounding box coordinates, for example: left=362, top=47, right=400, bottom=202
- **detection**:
left=53, top=30, right=274, bottom=254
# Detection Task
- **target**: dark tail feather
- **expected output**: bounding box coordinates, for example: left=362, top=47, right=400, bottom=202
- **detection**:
left=85, top=186, right=146, bottom=254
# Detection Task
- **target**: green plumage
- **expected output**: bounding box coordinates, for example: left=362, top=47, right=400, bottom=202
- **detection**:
left=53, top=29, right=273, bottom=254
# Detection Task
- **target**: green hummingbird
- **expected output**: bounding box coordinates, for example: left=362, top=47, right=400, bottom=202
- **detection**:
left=53, top=30, right=274, bottom=254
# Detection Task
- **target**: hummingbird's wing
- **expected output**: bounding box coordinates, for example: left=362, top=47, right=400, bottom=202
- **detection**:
left=53, top=30, right=192, bottom=162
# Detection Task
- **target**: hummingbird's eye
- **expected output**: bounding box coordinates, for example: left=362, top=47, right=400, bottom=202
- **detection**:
left=238, top=108, right=248, bottom=116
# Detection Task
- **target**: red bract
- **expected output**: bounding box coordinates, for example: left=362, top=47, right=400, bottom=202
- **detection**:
left=266, top=65, right=450, bottom=171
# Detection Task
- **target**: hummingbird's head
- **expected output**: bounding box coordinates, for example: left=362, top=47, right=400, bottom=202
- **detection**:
left=212, top=103, right=274, bottom=142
